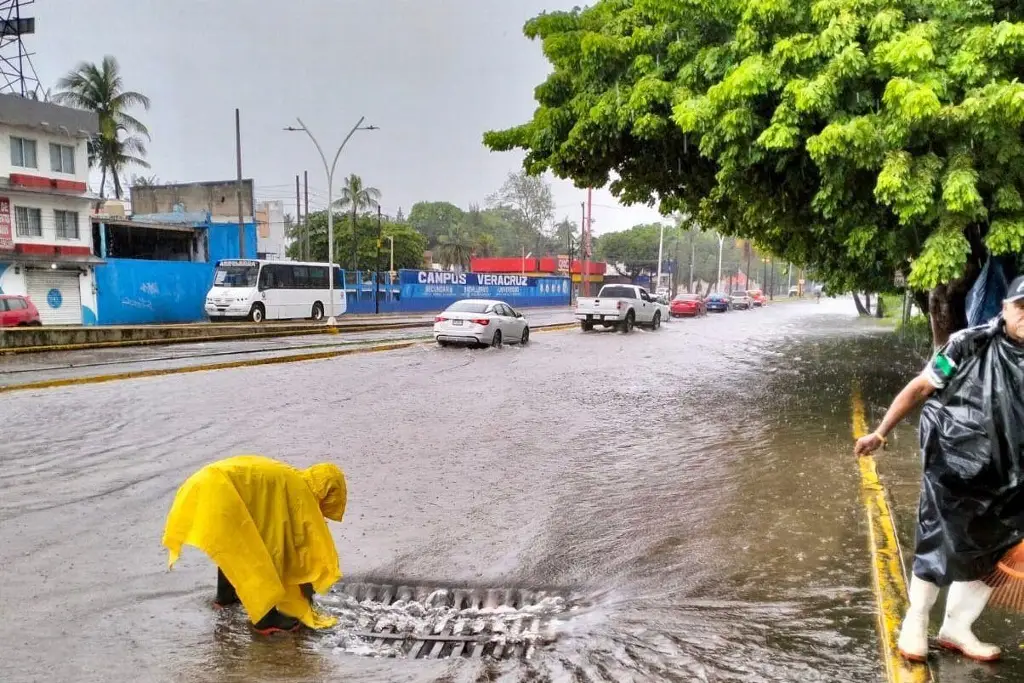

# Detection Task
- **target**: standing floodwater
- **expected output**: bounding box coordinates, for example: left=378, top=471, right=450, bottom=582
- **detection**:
left=5, top=299, right=1016, bottom=682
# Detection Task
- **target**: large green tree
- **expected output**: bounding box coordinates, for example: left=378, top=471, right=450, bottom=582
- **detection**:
left=286, top=210, right=425, bottom=273
left=484, top=0, right=1024, bottom=344
left=54, top=55, right=151, bottom=200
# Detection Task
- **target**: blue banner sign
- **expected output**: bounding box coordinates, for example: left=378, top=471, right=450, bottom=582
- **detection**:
left=399, top=269, right=570, bottom=301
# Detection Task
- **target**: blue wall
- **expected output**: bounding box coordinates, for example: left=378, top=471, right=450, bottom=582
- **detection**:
left=95, top=258, right=214, bottom=325
left=208, top=222, right=257, bottom=261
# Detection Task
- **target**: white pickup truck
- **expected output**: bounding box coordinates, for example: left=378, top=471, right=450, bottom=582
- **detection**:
left=575, top=284, right=663, bottom=333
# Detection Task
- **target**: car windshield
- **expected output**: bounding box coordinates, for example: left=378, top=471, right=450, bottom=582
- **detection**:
left=731, top=293, right=747, bottom=297
left=445, top=301, right=490, bottom=314
left=213, top=265, right=259, bottom=288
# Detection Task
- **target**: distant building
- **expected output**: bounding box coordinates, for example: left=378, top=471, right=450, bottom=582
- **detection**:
left=87, top=179, right=257, bottom=325
left=255, top=200, right=287, bottom=259
left=470, top=255, right=605, bottom=295
left=0, top=93, right=101, bottom=324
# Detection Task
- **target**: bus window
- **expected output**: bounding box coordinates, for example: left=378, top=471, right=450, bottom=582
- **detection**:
left=215, top=262, right=258, bottom=288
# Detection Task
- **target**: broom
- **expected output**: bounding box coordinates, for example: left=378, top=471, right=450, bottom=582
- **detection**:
left=984, top=541, right=1024, bottom=610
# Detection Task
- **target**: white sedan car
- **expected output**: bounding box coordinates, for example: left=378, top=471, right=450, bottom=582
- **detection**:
left=433, top=299, right=530, bottom=347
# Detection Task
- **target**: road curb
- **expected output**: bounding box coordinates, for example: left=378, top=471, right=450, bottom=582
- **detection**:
left=851, top=386, right=932, bottom=683
left=0, top=341, right=419, bottom=394
left=0, top=321, right=429, bottom=355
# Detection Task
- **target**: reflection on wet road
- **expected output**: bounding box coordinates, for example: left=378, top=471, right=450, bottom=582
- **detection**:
left=4, top=299, right=1017, bottom=682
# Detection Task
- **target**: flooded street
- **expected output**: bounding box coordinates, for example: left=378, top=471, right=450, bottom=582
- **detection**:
left=2, top=299, right=1019, bottom=682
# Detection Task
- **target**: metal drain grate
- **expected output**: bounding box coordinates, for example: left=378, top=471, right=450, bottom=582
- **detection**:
left=325, top=580, right=574, bottom=660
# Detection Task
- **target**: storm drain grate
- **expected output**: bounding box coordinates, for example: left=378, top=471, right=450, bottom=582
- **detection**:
left=321, top=580, right=577, bottom=660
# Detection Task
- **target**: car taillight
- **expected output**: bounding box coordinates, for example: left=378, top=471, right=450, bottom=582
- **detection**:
left=471, top=318, right=490, bottom=326
left=435, top=316, right=447, bottom=322
left=616, top=301, right=623, bottom=310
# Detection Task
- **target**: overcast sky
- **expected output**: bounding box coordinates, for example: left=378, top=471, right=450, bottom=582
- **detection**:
left=27, top=0, right=664, bottom=234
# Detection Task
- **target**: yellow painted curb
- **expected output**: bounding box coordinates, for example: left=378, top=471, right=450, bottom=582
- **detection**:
left=0, top=341, right=419, bottom=394
left=852, top=386, right=932, bottom=683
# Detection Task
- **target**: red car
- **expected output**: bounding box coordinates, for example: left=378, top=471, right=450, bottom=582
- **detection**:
left=747, top=289, right=767, bottom=307
left=0, top=294, right=41, bottom=326
left=670, top=293, right=707, bottom=317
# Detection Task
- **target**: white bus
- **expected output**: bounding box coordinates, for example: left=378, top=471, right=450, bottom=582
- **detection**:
left=205, top=259, right=347, bottom=323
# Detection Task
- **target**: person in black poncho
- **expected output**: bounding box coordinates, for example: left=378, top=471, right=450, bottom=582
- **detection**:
left=855, top=274, right=1024, bottom=663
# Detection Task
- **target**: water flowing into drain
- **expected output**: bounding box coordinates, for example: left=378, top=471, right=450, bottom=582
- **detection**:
left=318, top=580, right=580, bottom=660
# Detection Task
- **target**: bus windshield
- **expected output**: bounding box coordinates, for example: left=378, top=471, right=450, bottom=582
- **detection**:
left=214, top=264, right=259, bottom=288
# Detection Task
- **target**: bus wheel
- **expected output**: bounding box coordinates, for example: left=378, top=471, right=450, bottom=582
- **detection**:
left=311, top=302, right=324, bottom=321
left=249, top=303, right=265, bottom=323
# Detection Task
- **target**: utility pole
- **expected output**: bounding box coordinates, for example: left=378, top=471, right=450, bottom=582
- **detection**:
left=788, top=263, right=793, bottom=293
left=762, top=256, right=768, bottom=292
left=745, top=241, right=752, bottom=290
left=716, top=234, right=724, bottom=292
left=655, top=222, right=665, bottom=294
left=303, top=170, right=309, bottom=261
left=295, top=174, right=301, bottom=259
left=235, top=108, right=246, bottom=258
left=688, top=227, right=696, bottom=292
left=769, top=259, right=775, bottom=300
left=375, top=205, right=382, bottom=314
left=579, top=202, right=585, bottom=300
left=584, top=189, right=593, bottom=296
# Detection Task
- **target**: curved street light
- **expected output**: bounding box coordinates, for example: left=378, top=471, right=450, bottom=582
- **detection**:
left=285, top=116, right=378, bottom=324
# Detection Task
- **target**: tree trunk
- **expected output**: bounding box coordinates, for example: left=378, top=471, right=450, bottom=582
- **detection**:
left=113, top=170, right=123, bottom=200
left=853, top=292, right=869, bottom=316
left=99, top=167, right=108, bottom=199
left=913, top=291, right=930, bottom=319
left=875, top=295, right=885, bottom=318
left=351, top=209, right=358, bottom=274
left=929, top=285, right=968, bottom=349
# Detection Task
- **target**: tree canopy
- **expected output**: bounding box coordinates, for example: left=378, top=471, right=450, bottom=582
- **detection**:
left=286, top=210, right=426, bottom=274
left=484, top=0, right=1024, bottom=341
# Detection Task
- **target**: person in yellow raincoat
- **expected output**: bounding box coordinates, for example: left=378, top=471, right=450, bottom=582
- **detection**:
left=162, top=455, right=346, bottom=634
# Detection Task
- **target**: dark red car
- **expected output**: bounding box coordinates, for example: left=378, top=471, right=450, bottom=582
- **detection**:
left=670, top=293, right=707, bottom=317
left=0, top=294, right=41, bottom=326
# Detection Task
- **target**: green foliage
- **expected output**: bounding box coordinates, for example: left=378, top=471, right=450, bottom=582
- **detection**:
left=53, top=55, right=150, bottom=200
left=483, top=0, right=1024, bottom=306
left=285, top=211, right=425, bottom=272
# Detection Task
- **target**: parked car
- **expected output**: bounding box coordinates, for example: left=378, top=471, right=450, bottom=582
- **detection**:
left=670, top=293, right=707, bottom=317
left=747, top=289, right=767, bottom=307
left=788, top=286, right=800, bottom=297
left=730, top=291, right=753, bottom=310
left=433, top=299, right=529, bottom=348
left=0, top=294, right=41, bottom=327
left=575, top=284, right=662, bottom=332
left=705, top=293, right=731, bottom=313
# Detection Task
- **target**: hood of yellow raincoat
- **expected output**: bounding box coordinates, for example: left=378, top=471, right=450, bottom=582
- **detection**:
left=301, top=463, right=347, bottom=522
left=161, top=456, right=344, bottom=629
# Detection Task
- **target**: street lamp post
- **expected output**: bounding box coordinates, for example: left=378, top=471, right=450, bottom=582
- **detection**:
left=285, top=116, right=378, bottom=324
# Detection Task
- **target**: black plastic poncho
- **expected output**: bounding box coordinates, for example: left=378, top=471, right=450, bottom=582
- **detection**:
left=913, top=317, right=1024, bottom=586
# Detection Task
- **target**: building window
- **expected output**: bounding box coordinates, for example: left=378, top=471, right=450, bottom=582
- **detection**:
left=14, top=206, right=42, bottom=237
left=55, top=210, right=79, bottom=239
left=49, top=143, right=76, bottom=174
left=10, top=136, right=37, bottom=168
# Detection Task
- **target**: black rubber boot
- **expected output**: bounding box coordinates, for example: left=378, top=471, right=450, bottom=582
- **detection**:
left=253, top=609, right=301, bottom=635
left=215, top=569, right=240, bottom=608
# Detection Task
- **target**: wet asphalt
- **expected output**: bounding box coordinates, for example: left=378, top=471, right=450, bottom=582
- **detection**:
left=2, top=298, right=1021, bottom=682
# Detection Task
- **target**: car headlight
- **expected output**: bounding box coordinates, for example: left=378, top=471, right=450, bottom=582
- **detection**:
left=236, top=297, right=247, bottom=302
left=206, top=298, right=213, bottom=303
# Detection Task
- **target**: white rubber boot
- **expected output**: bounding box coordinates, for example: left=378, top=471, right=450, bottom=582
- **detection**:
left=936, top=580, right=1001, bottom=661
left=897, top=576, right=940, bottom=662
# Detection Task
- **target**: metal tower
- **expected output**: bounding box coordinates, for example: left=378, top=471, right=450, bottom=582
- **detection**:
left=0, top=0, right=38, bottom=97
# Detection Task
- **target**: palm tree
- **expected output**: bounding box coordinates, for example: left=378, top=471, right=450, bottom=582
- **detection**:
left=332, top=174, right=381, bottom=272
left=53, top=55, right=151, bottom=199
left=436, top=225, right=474, bottom=272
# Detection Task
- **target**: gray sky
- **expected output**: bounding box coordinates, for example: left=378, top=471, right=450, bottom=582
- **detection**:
left=29, top=0, right=664, bottom=235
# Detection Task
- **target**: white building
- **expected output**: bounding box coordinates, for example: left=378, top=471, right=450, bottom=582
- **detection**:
left=255, top=200, right=288, bottom=259
left=0, top=93, right=100, bottom=325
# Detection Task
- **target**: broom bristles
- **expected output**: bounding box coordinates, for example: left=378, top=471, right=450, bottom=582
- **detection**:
left=985, top=541, right=1024, bottom=612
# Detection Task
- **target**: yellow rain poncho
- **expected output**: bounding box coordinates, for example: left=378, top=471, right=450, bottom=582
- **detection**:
left=162, top=455, right=347, bottom=629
